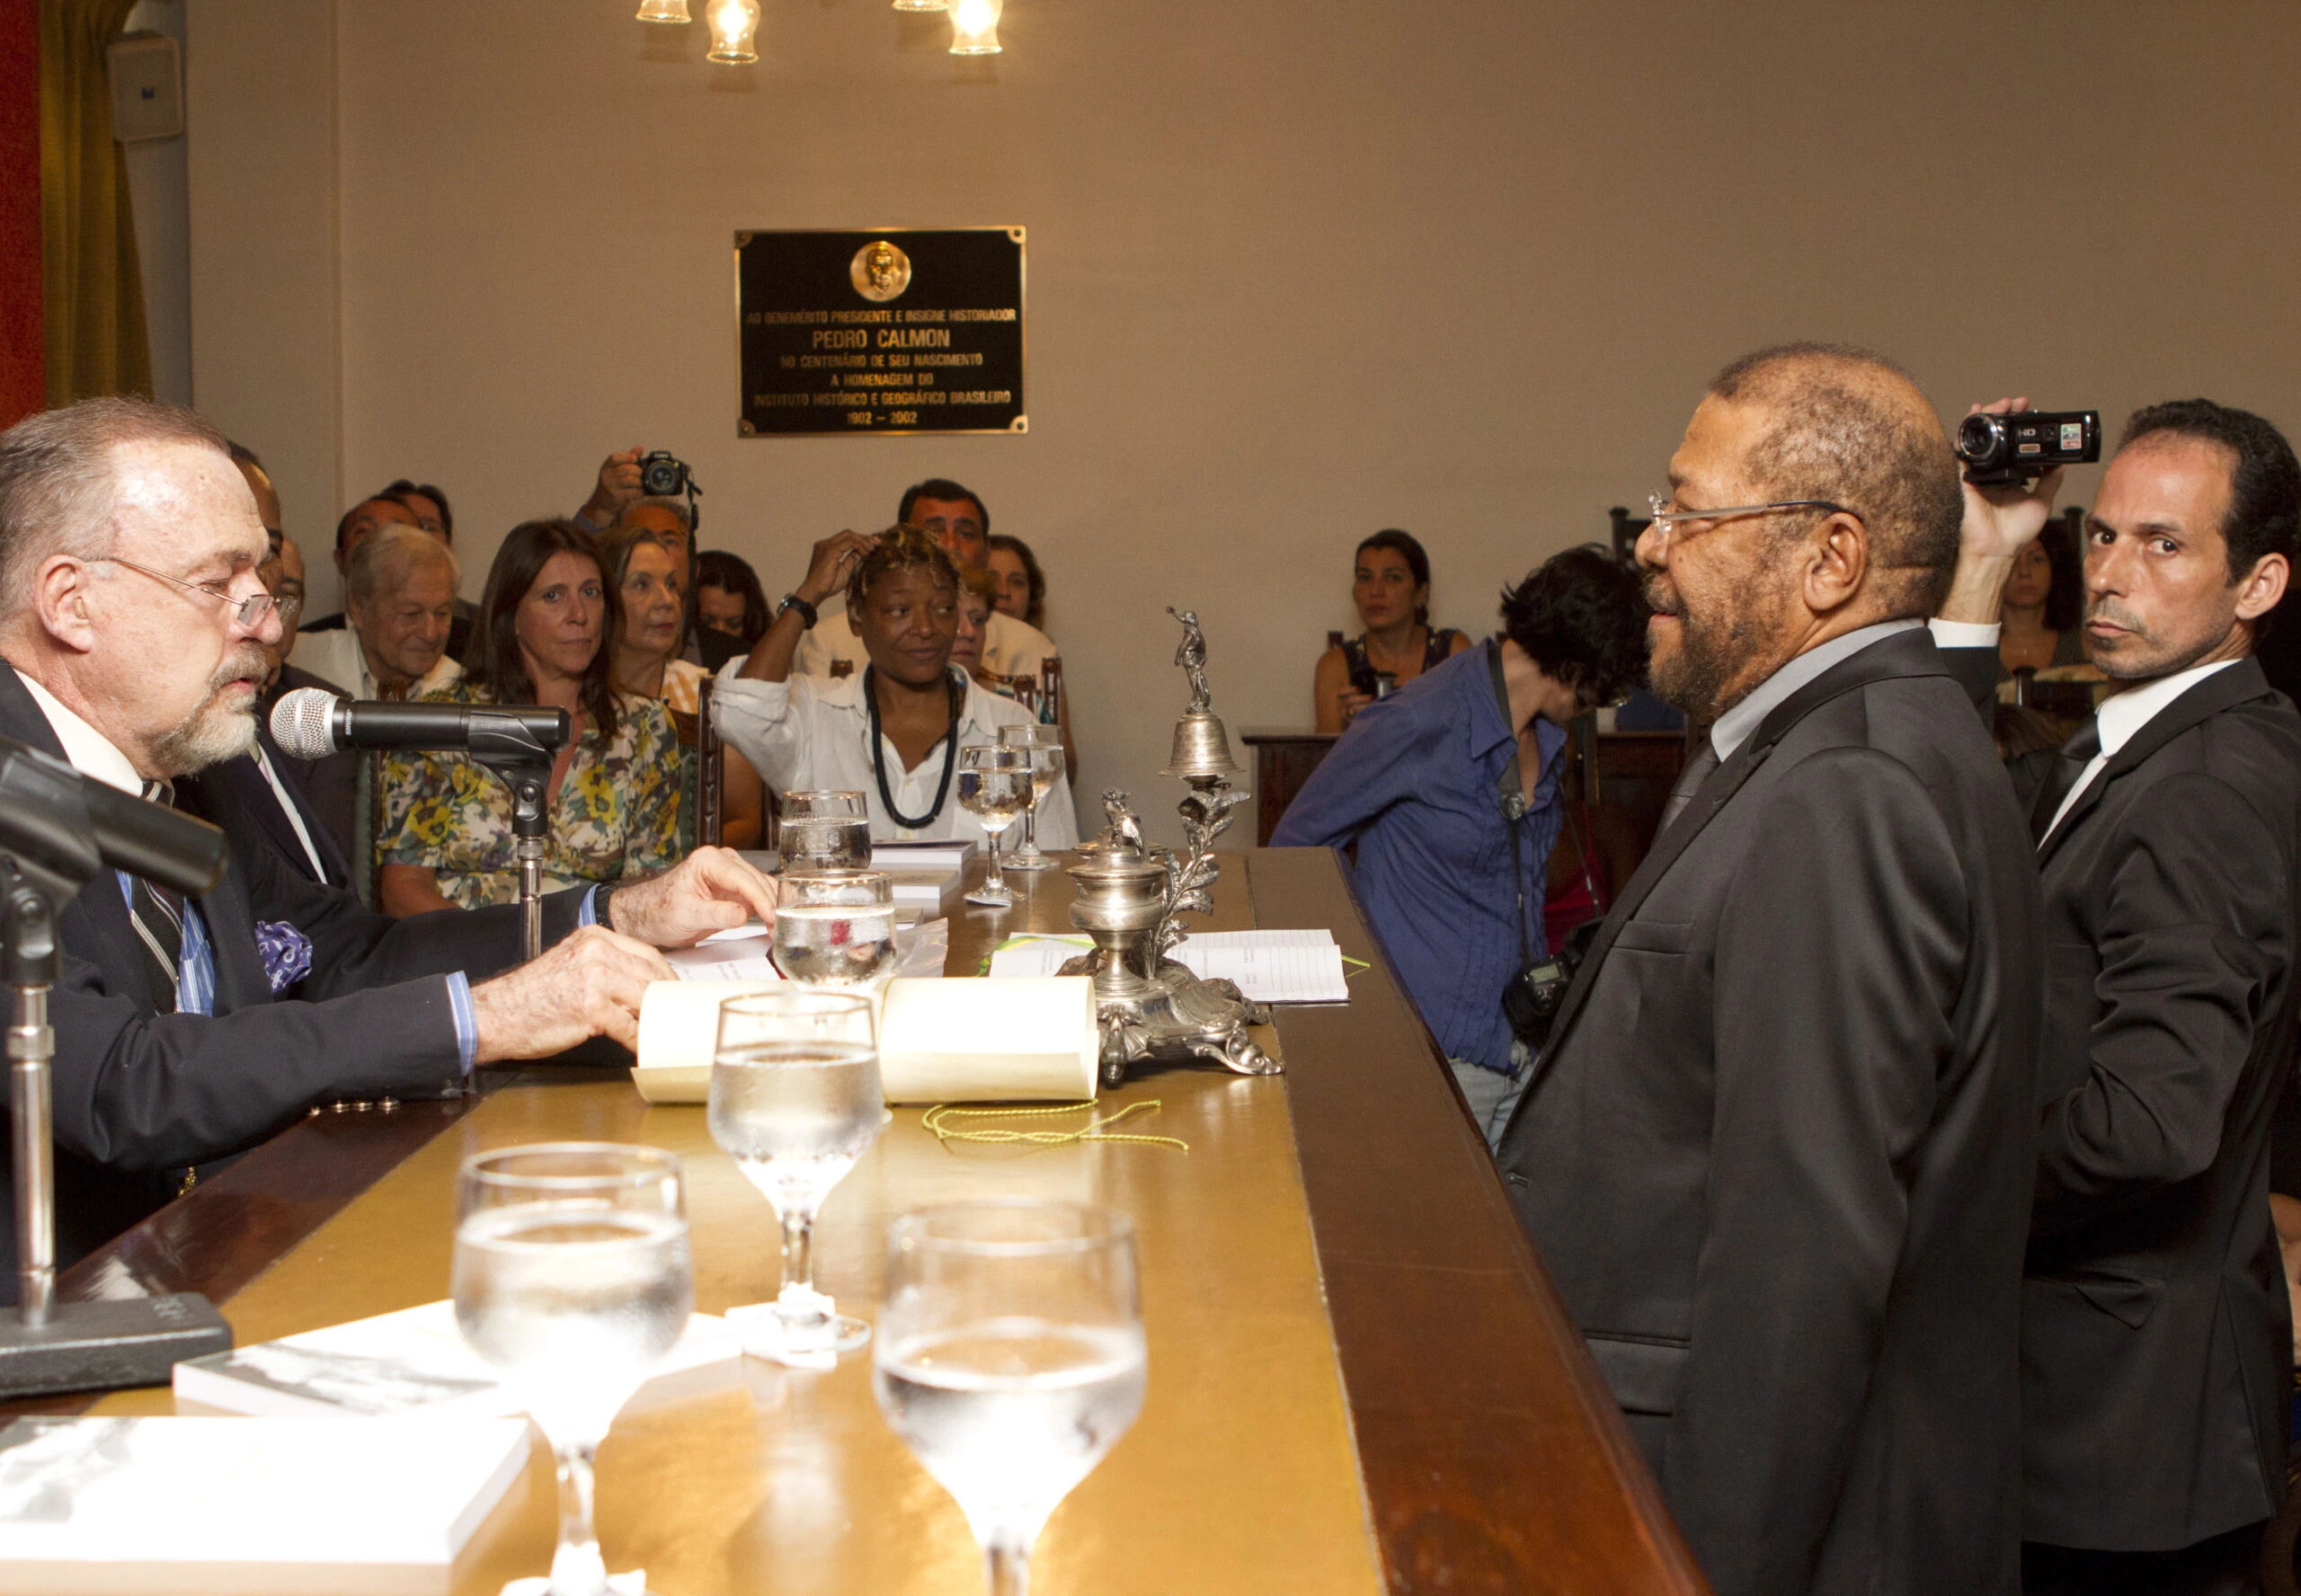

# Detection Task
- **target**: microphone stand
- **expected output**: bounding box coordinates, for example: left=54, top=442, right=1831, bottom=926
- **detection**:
left=468, top=713, right=556, bottom=963
left=0, top=856, right=230, bottom=1396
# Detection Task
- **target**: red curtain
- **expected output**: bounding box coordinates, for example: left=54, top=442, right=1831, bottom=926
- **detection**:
left=0, top=0, right=40, bottom=428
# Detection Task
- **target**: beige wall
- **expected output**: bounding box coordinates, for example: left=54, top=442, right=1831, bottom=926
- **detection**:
left=184, top=0, right=2301, bottom=836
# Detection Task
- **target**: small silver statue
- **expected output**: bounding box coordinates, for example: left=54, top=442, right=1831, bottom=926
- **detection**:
left=1060, top=613, right=1275, bottom=1086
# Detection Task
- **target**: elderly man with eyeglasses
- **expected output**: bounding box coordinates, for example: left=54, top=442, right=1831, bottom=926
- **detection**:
left=0, top=396, right=781, bottom=1294
left=1493, top=344, right=2045, bottom=1596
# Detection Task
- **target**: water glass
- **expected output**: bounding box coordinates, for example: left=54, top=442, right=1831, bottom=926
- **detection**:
left=957, top=744, right=1034, bottom=908
left=780, top=789, right=872, bottom=872
left=874, top=1201, right=1147, bottom=1596
left=770, top=869, right=897, bottom=992
left=453, top=1143, right=691, bottom=1596
left=997, top=724, right=1064, bottom=872
left=710, top=990, right=890, bottom=1355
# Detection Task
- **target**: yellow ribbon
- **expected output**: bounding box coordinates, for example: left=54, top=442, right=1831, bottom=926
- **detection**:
left=920, top=1100, right=1189, bottom=1153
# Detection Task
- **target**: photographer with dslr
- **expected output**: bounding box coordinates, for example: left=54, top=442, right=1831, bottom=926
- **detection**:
left=1272, top=545, right=1646, bottom=1146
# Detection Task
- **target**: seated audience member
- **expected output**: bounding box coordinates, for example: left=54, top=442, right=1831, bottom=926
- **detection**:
left=1936, top=396, right=2301, bottom=1592
left=0, top=397, right=781, bottom=1283
left=378, top=519, right=682, bottom=913
left=794, top=479, right=1057, bottom=686
left=1313, top=529, right=1472, bottom=732
left=299, top=492, right=419, bottom=633
left=949, top=565, right=999, bottom=687
left=717, top=527, right=1079, bottom=847
left=985, top=532, right=1047, bottom=629
left=614, top=497, right=695, bottom=589
left=382, top=477, right=476, bottom=661
left=600, top=523, right=766, bottom=850
left=1274, top=545, right=1646, bottom=1145
left=1994, top=513, right=2088, bottom=678
left=296, top=523, right=464, bottom=701
left=694, top=548, right=769, bottom=670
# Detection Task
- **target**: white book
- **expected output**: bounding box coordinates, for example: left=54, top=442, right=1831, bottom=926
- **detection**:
left=869, top=840, right=977, bottom=871
left=172, top=1299, right=737, bottom=1419
left=0, top=1414, right=529, bottom=1592
left=988, top=930, right=1351, bottom=1004
left=632, top=975, right=1097, bottom=1104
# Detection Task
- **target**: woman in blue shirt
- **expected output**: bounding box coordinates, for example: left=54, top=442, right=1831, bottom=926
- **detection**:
left=1273, top=545, right=1649, bottom=1148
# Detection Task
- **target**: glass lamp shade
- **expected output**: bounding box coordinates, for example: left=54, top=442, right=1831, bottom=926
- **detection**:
left=947, top=0, right=1001, bottom=54
left=706, top=0, right=761, bottom=62
left=892, top=0, right=948, bottom=10
left=635, top=0, right=691, bottom=22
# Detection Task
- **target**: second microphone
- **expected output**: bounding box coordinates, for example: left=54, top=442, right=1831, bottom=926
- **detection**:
left=268, top=687, right=571, bottom=762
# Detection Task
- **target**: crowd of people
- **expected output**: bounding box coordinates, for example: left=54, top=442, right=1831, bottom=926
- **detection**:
left=4, top=345, right=2300, bottom=1595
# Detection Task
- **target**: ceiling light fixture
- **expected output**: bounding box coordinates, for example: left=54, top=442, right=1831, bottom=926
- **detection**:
left=947, top=0, right=1001, bottom=55
left=635, top=0, right=691, bottom=22
left=706, top=0, right=760, bottom=63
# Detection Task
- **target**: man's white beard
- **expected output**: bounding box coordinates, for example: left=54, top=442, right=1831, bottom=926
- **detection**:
left=149, top=646, right=265, bottom=776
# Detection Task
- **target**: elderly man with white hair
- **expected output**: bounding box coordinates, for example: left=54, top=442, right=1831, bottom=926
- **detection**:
left=296, top=521, right=463, bottom=701
left=0, top=395, right=780, bottom=1290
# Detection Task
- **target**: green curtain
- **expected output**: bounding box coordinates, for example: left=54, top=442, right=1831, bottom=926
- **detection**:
left=39, top=0, right=148, bottom=406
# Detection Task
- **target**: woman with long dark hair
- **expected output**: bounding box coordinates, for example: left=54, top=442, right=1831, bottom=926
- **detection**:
left=377, top=519, right=681, bottom=913
left=1313, top=528, right=1471, bottom=731
left=1996, top=514, right=2089, bottom=677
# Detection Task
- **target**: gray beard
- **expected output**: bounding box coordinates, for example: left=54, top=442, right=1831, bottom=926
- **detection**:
left=1650, top=605, right=1767, bottom=723
left=148, top=647, right=264, bottom=776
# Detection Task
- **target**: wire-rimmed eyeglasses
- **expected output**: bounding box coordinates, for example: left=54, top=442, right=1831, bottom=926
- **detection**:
left=101, top=556, right=280, bottom=629
left=1645, top=491, right=1861, bottom=548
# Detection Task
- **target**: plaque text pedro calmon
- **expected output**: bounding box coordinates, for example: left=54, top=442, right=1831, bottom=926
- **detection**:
left=736, top=227, right=1026, bottom=437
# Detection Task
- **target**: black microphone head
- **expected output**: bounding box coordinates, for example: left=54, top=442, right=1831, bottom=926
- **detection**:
left=269, top=687, right=342, bottom=760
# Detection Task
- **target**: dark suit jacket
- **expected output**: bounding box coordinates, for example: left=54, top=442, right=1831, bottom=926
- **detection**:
left=0, top=666, right=588, bottom=1290
left=253, top=666, right=360, bottom=880
left=1496, top=629, right=2045, bottom=1596
left=2018, top=656, right=2299, bottom=1549
left=204, top=727, right=356, bottom=891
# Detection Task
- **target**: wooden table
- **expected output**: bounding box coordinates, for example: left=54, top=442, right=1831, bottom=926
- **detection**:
left=17, top=851, right=1704, bottom=1596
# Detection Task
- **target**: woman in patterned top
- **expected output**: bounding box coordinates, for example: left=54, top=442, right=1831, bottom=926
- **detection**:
left=377, top=519, right=681, bottom=913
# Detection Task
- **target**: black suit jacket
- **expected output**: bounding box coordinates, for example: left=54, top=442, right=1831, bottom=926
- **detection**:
left=2018, top=656, right=2299, bottom=1549
left=0, top=666, right=588, bottom=1290
left=203, top=721, right=356, bottom=891
left=1496, top=629, right=2045, bottom=1596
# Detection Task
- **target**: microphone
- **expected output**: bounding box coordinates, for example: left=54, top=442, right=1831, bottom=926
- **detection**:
left=269, top=687, right=571, bottom=761
left=0, top=736, right=227, bottom=898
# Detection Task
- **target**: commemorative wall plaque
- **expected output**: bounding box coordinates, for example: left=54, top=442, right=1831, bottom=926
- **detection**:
left=736, top=227, right=1026, bottom=437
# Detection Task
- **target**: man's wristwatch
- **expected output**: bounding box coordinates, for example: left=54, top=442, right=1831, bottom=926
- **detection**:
left=777, top=593, right=820, bottom=630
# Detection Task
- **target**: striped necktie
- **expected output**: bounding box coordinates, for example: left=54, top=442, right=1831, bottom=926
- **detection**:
left=129, top=779, right=186, bottom=1012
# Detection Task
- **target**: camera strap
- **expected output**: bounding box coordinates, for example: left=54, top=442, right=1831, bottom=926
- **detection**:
left=1488, top=642, right=1534, bottom=980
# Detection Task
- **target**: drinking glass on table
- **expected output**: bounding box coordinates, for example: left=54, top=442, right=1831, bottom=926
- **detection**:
left=770, top=869, right=898, bottom=993
left=453, top=1143, right=692, bottom=1596
left=779, top=789, right=873, bottom=872
left=874, top=1201, right=1147, bottom=1596
left=710, top=990, right=891, bottom=1356
left=958, top=744, right=1033, bottom=908
left=997, top=724, right=1064, bottom=873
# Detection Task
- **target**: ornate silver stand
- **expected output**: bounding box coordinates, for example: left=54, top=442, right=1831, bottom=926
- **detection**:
left=1059, top=609, right=1279, bottom=1087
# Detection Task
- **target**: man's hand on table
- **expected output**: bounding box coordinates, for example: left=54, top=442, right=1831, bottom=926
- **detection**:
left=602, top=847, right=781, bottom=948
left=1936, top=396, right=2069, bottom=625
left=470, top=926, right=674, bottom=1061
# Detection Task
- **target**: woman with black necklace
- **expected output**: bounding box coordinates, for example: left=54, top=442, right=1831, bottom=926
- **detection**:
left=715, top=526, right=1079, bottom=848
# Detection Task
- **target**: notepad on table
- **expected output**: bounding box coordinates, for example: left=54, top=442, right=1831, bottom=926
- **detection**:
left=987, top=929, right=1351, bottom=1004
left=0, top=1414, right=529, bottom=1591
left=172, top=1299, right=738, bottom=1419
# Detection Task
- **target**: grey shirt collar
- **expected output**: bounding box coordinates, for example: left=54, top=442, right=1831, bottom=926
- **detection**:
left=1709, top=618, right=1923, bottom=764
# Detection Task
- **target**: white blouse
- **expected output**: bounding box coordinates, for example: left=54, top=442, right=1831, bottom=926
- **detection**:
left=713, top=664, right=1079, bottom=847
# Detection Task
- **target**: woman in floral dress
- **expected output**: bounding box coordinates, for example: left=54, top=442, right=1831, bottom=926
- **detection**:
left=377, top=519, right=681, bottom=914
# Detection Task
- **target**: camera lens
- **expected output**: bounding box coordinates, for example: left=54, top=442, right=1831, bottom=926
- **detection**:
left=1955, top=413, right=2005, bottom=466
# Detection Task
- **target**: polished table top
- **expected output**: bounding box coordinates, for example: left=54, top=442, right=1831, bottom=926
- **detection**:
left=24, top=848, right=1703, bottom=1596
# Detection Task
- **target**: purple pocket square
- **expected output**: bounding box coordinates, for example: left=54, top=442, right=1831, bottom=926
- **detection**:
left=254, top=920, right=314, bottom=994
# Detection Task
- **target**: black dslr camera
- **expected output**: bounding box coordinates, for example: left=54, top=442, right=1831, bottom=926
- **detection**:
left=639, top=450, right=690, bottom=498
left=1502, top=919, right=1600, bottom=1046
left=1955, top=410, right=2101, bottom=486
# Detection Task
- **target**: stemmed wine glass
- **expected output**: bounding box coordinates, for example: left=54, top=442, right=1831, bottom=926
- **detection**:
left=997, top=724, right=1064, bottom=872
left=453, top=1143, right=692, bottom=1596
left=873, top=1201, right=1148, bottom=1596
left=770, top=869, right=898, bottom=994
left=709, top=990, right=891, bottom=1357
left=780, top=790, right=872, bottom=872
left=958, top=744, right=1034, bottom=908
